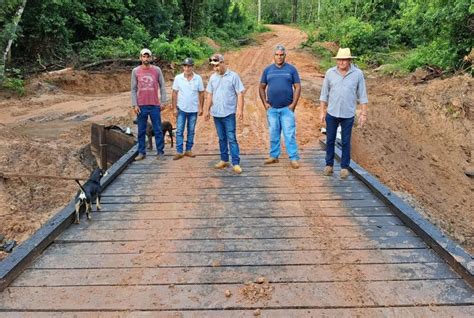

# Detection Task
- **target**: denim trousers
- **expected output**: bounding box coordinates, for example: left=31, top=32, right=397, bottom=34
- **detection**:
left=137, top=105, right=164, bottom=155
left=213, top=113, right=240, bottom=165
left=267, top=106, right=300, bottom=161
left=325, top=113, right=355, bottom=169
left=176, top=109, right=198, bottom=154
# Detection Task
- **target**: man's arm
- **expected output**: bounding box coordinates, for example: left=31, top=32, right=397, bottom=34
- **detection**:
left=131, top=69, right=140, bottom=114
left=357, top=72, right=369, bottom=127
left=320, top=101, right=328, bottom=124
left=172, top=89, right=179, bottom=116
left=289, top=83, right=301, bottom=111
left=198, top=91, right=204, bottom=116
left=319, top=75, right=330, bottom=124
left=236, top=92, right=244, bottom=120
left=258, top=83, right=271, bottom=110
left=204, top=92, right=212, bottom=121
left=157, top=67, right=167, bottom=104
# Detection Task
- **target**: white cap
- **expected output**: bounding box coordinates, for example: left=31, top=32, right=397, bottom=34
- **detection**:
left=140, top=48, right=152, bottom=56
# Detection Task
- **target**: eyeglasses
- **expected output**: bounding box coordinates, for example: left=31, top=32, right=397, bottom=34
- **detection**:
left=209, top=58, right=221, bottom=63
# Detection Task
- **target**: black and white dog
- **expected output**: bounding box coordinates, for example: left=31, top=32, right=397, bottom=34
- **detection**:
left=74, top=168, right=105, bottom=224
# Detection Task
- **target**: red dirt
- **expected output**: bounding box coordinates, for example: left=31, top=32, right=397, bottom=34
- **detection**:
left=0, top=24, right=472, bottom=261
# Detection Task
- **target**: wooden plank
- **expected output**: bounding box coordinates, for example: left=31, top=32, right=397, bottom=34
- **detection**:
left=49, top=236, right=427, bottom=254
left=70, top=216, right=405, bottom=230
left=103, top=184, right=371, bottom=195
left=322, top=140, right=474, bottom=287
left=30, top=249, right=441, bottom=269
left=12, top=262, right=456, bottom=287
left=57, top=225, right=417, bottom=242
left=118, top=170, right=359, bottom=178
left=2, top=307, right=474, bottom=318
left=95, top=206, right=394, bottom=217
left=1, top=280, right=472, bottom=310
left=99, top=192, right=379, bottom=204
left=0, top=145, right=138, bottom=292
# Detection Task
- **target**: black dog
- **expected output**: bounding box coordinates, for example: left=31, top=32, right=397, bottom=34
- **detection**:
left=133, top=119, right=174, bottom=149
left=74, top=168, right=105, bottom=224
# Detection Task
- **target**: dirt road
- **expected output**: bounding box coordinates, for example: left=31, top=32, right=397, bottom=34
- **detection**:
left=0, top=24, right=472, bottom=257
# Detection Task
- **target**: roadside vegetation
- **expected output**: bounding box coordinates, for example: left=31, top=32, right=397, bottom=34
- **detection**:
left=1, top=0, right=472, bottom=94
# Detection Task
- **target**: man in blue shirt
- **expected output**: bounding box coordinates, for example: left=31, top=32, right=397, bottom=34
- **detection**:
left=320, top=48, right=368, bottom=179
left=204, top=53, right=245, bottom=174
left=172, top=57, right=204, bottom=160
left=259, top=44, right=301, bottom=169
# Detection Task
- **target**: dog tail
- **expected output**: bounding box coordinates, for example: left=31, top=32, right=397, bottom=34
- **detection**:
left=75, top=179, right=87, bottom=194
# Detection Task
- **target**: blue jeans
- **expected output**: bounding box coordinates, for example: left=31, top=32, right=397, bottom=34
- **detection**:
left=213, top=114, right=240, bottom=165
left=176, top=110, right=198, bottom=154
left=325, top=113, right=355, bottom=169
left=137, top=105, right=164, bottom=155
left=267, top=106, right=300, bottom=160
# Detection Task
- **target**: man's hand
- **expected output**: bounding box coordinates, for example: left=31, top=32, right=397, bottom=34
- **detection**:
left=133, top=106, right=140, bottom=115
left=264, top=102, right=271, bottom=110
left=236, top=110, right=243, bottom=120
left=204, top=111, right=210, bottom=121
left=289, top=104, right=296, bottom=112
left=174, top=108, right=178, bottom=117
left=198, top=109, right=203, bottom=116
left=358, top=113, right=367, bottom=127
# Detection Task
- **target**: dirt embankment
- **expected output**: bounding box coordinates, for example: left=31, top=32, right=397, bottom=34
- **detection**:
left=0, top=25, right=472, bottom=260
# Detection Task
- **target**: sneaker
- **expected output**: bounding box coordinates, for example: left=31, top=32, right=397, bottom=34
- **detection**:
left=290, top=160, right=300, bottom=169
left=173, top=153, right=184, bottom=160
left=264, top=157, right=279, bottom=165
left=232, top=165, right=242, bottom=174
left=214, top=161, right=230, bottom=169
left=184, top=151, right=196, bottom=158
left=156, top=153, right=165, bottom=160
left=340, top=168, right=350, bottom=179
left=135, top=153, right=146, bottom=161
left=323, top=166, right=334, bottom=176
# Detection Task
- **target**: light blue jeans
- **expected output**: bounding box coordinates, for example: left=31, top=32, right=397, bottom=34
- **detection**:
left=267, top=106, right=300, bottom=160
left=176, top=109, right=198, bottom=154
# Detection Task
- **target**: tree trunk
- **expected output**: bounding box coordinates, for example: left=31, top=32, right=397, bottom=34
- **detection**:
left=1, top=0, right=28, bottom=83
left=292, top=0, right=298, bottom=23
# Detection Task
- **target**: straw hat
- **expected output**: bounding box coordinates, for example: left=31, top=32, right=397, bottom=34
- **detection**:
left=333, top=48, right=356, bottom=59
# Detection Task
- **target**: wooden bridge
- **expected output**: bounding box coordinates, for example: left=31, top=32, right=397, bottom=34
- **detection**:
left=0, top=146, right=473, bottom=317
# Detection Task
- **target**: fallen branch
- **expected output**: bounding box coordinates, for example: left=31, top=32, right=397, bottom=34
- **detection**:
left=79, top=58, right=137, bottom=70
left=0, top=172, right=88, bottom=181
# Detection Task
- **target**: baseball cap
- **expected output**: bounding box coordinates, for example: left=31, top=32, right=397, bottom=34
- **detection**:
left=182, top=57, right=194, bottom=65
left=140, top=48, right=152, bottom=56
left=209, top=53, right=224, bottom=65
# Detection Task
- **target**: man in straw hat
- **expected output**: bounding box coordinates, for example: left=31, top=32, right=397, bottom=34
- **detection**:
left=319, top=48, right=368, bottom=179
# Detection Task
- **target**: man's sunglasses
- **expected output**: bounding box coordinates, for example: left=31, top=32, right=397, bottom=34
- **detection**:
left=209, top=58, right=221, bottom=63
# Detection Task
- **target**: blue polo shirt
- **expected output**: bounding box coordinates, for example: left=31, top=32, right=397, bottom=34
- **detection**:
left=206, top=69, right=245, bottom=118
left=260, top=63, right=301, bottom=108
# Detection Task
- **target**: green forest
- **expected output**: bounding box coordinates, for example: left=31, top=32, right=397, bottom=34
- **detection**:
left=1, top=0, right=473, bottom=92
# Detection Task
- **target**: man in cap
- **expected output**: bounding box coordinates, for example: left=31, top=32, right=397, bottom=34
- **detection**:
left=319, top=48, right=368, bottom=179
left=131, top=48, right=167, bottom=161
left=259, top=44, right=301, bottom=169
left=204, top=53, right=245, bottom=174
left=172, top=57, right=205, bottom=160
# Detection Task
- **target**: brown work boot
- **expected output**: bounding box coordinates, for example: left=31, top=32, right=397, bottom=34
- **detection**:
left=173, top=153, right=184, bottom=160
left=184, top=151, right=196, bottom=158
left=290, top=160, right=300, bottom=169
left=340, top=168, right=350, bottom=179
left=135, top=153, right=146, bottom=161
left=232, top=165, right=242, bottom=174
left=214, top=160, right=230, bottom=169
left=323, top=166, right=333, bottom=176
left=264, top=157, right=279, bottom=165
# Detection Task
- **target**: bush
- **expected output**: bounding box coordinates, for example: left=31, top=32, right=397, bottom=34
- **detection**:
left=80, top=37, right=141, bottom=60
left=397, top=39, right=458, bottom=71
left=2, top=77, right=25, bottom=95
left=150, top=36, right=213, bottom=64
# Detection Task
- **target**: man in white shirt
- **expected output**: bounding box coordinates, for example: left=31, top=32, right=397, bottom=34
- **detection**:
left=172, top=58, right=205, bottom=160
